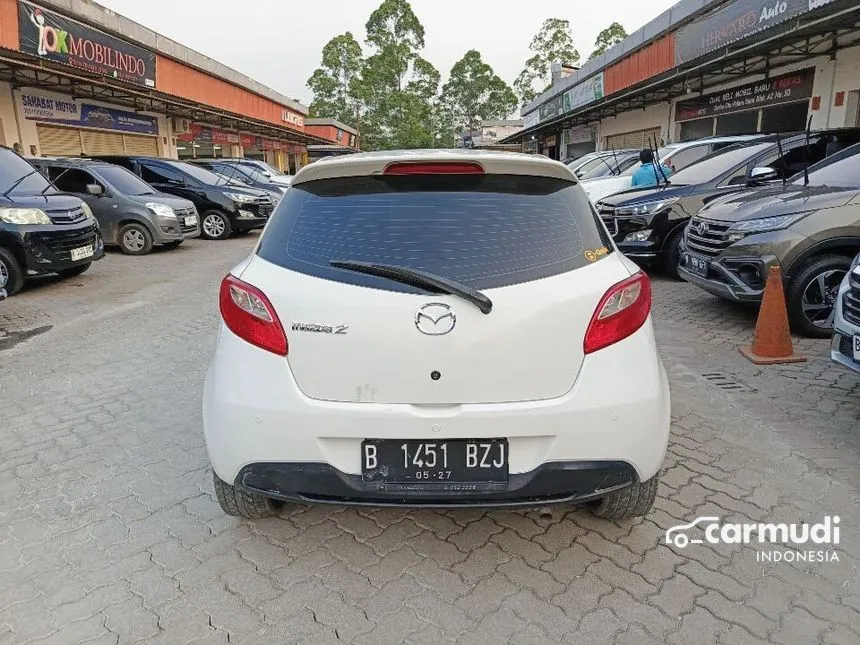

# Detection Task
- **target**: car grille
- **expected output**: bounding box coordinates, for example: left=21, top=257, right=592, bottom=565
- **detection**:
left=174, top=206, right=198, bottom=233
left=596, top=203, right=625, bottom=238
left=47, top=206, right=88, bottom=225
left=843, top=269, right=860, bottom=326
left=685, top=217, right=733, bottom=257
left=255, top=196, right=274, bottom=218
left=29, top=225, right=99, bottom=261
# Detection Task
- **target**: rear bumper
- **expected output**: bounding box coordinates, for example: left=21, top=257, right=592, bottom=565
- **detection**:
left=235, top=460, right=638, bottom=508
left=203, top=321, right=671, bottom=491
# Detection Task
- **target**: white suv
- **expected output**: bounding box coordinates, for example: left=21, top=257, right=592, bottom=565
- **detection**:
left=203, top=150, right=670, bottom=519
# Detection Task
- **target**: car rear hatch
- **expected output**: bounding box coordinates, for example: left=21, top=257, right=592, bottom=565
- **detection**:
left=241, top=157, right=633, bottom=405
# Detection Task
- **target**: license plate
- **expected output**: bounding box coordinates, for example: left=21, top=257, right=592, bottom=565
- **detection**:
left=70, top=245, right=94, bottom=261
left=686, top=253, right=709, bottom=278
left=854, top=335, right=860, bottom=361
left=184, top=215, right=197, bottom=226
left=362, top=439, right=508, bottom=484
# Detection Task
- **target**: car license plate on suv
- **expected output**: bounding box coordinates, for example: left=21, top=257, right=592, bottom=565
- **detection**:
left=184, top=216, right=197, bottom=227
left=362, top=439, right=508, bottom=484
left=687, top=253, right=709, bottom=278
left=854, top=335, right=860, bottom=361
left=70, top=245, right=94, bottom=262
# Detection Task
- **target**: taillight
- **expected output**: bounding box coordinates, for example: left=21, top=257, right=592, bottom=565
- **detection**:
left=382, top=161, right=485, bottom=175
left=584, top=272, right=651, bottom=354
left=219, top=275, right=288, bottom=356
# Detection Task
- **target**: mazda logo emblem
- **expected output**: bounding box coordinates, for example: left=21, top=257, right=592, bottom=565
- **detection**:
left=415, top=303, right=456, bottom=336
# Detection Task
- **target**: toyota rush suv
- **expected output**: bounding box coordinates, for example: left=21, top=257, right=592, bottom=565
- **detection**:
left=92, top=156, right=274, bottom=240
left=203, top=150, right=670, bottom=519
left=832, top=253, right=860, bottom=374
left=32, top=158, right=200, bottom=255
left=0, top=147, right=104, bottom=296
left=678, top=142, right=860, bottom=338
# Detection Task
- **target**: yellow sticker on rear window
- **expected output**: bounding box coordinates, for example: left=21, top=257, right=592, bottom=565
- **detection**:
left=585, top=247, right=609, bottom=262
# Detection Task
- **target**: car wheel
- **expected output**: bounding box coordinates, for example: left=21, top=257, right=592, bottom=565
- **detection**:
left=56, top=263, right=92, bottom=278
left=787, top=254, right=849, bottom=338
left=662, top=231, right=684, bottom=280
left=201, top=211, right=232, bottom=240
left=212, top=471, right=278, bottom=519
left=590, top=475, right=658, bottom=519
left=0, top=247, right=24, bottom=296
left=118, top=223, right=153, bottom=255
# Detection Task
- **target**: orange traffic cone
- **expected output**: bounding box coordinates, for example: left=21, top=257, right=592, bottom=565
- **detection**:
left=739, top=266, right=806, bottom=365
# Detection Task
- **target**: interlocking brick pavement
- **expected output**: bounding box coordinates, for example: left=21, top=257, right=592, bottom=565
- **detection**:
left=0, top=238, right=858, bottom=644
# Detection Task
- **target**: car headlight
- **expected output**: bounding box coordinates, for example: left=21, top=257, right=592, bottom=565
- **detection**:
left=146, top=202, right=176, bottom=219
left=726, top=212, right=810, bottom=237
left=226, top=192, right=257, bottom=204
left=0, top=208, right=51, bottom=225
left=615, top=198, right=679, bottom=216
left=80, top=202, right=95, bottom=222
left=624, top=229, right=653, bottom=242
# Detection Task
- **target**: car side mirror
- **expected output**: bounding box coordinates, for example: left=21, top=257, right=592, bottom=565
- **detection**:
left=86, top=184, right=103, bottom=196
left=749, top=167, right=779, bottom=183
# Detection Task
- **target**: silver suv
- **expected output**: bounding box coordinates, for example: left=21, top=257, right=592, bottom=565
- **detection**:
left=832, top=254, right=860, bottom=373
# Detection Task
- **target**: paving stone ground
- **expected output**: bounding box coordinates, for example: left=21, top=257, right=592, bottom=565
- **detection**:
left=0, top=236, right=858, bottom=644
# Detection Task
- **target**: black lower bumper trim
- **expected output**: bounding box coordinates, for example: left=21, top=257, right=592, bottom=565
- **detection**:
left=236, top=461, right=638, bottom=508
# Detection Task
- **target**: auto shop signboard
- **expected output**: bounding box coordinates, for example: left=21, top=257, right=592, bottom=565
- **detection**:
left=675, top=0, right=838, bottom=65
left=18, top=89, right=159, bottom=134
left=675, top=68, right=815, bottom=122
left=18, top=1, right=156, bottom=88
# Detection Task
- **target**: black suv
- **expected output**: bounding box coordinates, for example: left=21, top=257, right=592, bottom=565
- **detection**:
left=189, top=159, right=287, bottom=199
left=0, top=147, right=104, bottom=296
left=595, top=129, right=860, bottom=278
left=92, top=156, right=274, bottom=240
left=31, top=158, right=200, bottom=255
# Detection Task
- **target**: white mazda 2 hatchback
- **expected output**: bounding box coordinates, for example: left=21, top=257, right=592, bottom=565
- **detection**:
left=203, top=150, right=670, bottom=519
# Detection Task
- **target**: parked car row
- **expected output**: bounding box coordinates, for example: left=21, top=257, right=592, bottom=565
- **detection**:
left=0, top=148, right=281, bottom=296
left=586, top=128, right=860, bottom=374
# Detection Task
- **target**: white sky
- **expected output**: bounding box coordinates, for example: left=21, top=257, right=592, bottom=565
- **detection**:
left=96, top=0, right=680, bottom=106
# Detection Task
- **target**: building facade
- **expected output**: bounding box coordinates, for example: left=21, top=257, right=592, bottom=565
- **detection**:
left=0, top=0, right=349, bottom=171
left=503, top=0, right=860, bottom=160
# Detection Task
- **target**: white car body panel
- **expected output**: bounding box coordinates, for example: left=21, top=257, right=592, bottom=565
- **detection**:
left=203, top=149, right=671, bottom=501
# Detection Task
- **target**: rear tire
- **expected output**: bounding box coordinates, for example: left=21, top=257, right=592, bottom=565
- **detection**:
left=662, top=231, right=683, bottom=280
left=590, top=475, right=658, bottom=519
left=786, top=254, right=850, bottom=338
left=212, top=472, right=277, bottom=519
left=118, top=223, right=153, bottom=255
left=56, top=263, right=91, bottom=278
left=0, top=247, right=23, bottom=296
left=201, top=211, right=232, bottom=240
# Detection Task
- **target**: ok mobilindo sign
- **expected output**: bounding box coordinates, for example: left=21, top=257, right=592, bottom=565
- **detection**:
left=18, top=1, right=156, bottom=88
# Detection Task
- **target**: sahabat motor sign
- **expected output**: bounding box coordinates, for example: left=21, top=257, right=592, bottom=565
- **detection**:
left=18, top=1, right=156, bottom=88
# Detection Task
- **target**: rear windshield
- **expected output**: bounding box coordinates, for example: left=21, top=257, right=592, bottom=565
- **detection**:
left=257, top=174, right=610, bottom=293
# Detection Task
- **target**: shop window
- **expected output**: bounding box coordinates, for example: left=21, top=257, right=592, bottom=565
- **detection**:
left=678, top=118, right=714, bottom=142
left=761, top=102, right=810, bottom=134
left=715, top=111, right=758, bottom=136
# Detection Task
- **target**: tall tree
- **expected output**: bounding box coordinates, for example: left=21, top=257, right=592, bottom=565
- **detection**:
left=442, top=50, right=517, bottom=136
left=357, top=0, right=439, bottom=149
left=589, top=22, right=627, bottom=60
left=514, top=19, right=580, bottom=106
left=306, top=32, right=364, bottom=129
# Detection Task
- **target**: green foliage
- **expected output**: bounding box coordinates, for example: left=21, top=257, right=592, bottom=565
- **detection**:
left=442, top=50, right=517, bottom=135
left=589, top=22, right=627, bottom=60
left=306, top=32, right=363, bottom=128
left=514, top=19, right=580, bottom=106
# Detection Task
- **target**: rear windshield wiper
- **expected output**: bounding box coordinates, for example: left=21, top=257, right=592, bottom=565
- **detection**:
left=329, top=260, right=493, bottom=314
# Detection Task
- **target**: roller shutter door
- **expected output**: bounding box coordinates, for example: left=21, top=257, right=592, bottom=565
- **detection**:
left=81, top=130, right=125, bottom=155
left=122, top=133, right=159, bottom=155
left=36, top=124, right=82, bottom=156
left=605, top=127, right=662, bottom=151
